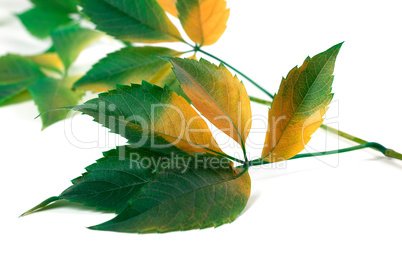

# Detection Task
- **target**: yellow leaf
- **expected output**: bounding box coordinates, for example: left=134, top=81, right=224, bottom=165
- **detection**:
left=261, top=43, right=342, bottom=162
left=177, top=0, right=230, bottom=46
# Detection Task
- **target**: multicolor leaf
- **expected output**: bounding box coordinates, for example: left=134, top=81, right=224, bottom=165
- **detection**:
left=26, top=53, right=64, bottom=74
left=176, top=0, right=230, bottom=46
left=168, top=57, right=252, bottom=149
left=78, top=0, right=183, bottom=43
left=17, top=7, right=72, bottom=39
left=28, top=76, right=85, bottom=129
left=156, top=0, right=178, bottom=17
left=90, top=157, right=250, bottom=233
left=75, top=81, right=224, bottom=155
left=0, top=90, right=31, bottom=108
left=0, top=54, right=43, bottom=104
left=261, top=43, right=343, bottom=162
left=74, top=47, right=184, bottom=97
left=52, top=25, right=104, bottom=70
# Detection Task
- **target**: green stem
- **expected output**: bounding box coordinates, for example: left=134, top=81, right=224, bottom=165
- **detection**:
left=245, top=142, right=401, bottom=168
left=249, top=96, right=272, bottom=106
left=197, top=49, right=274, bottom=99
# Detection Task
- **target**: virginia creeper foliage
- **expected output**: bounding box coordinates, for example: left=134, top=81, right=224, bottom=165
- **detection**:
left=0, top=0, right=399, bottom=233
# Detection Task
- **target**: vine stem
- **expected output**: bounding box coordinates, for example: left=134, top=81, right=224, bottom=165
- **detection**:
left=197, top=48, right=274, bottom=99
left=244, top=142, right=402, bottom=168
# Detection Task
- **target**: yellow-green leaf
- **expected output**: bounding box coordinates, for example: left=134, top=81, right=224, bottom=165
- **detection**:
left=75, top=46, right=182, bottom=93
left=176, top=0, right=230, bottom=46
left=156, top=0, right=178, bottom=17
left=76, top=81, right=224, bottom=155
left=26, top=53, right=64, bottom=74
left=261, top=43, right=343, bottom=162
left=0, top=54, right=44, bottom=104
left=169, top=57, right=252, bottom=149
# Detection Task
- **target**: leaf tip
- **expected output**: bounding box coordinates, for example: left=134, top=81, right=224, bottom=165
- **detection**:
left=20, top=196, right=60, bottom=218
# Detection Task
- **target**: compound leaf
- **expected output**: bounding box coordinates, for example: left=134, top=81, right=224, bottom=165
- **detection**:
left=168, top=57, right=252, bottom=149
left=52, top=25, right=104, bottom=70
left=177, top=0, right=230, bottom=46
left=261, top=43, right=343, bottom=162
left=74, top=81, right=224, bottom=155
left=28, top=76, right=85, bottom=129
left=78, top=0, right=183, bottom=43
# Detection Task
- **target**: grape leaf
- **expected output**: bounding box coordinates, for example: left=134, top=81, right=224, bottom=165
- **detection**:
left=28, top=76, right=85, bottom=129
left=27, top=53, right=64, bottom=74
left=78, top=0, right=183, bottom=43
left=176, top=0, right=230, bottom=46
left=168, top=57, right=252, bottom=149
left=0, top=54, right=43, bottom=104
left=30, top=0, right=78, bottom=14
left=17, top=7, right=72, bottom=39
left=74, top=81, right=223, bottom=155
left=74, top=46, right=188, bottom=102
left=261, top=43, right=343, bottom=162
left=156, top=0, right=178, bottom=17
left=90, top=158, right=250, bottom=233
left=51, top=24, right=104, bottom=70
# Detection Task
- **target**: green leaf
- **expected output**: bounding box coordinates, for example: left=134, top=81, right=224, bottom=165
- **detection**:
left=90, top=158, right=250, bottom=233
left=52, top=25, right=104, bottom=70
left=22, top=146, right=166, bottom=215
left=23, top=148, right=251, bottom=233
left=261, top=43, right=343, bottom=162
left=31, top=0, right=78, bottom=14
left=17, top=7, right=72, bottom=39
left=74, top=81, right=224, bottom=155
left=0, top=54, right=43, bottom=104
left=74, top=46, right=189, bottom=101
left=28, top=76, right=85, bottom=129
left=78, top=0, right=183, bottom=43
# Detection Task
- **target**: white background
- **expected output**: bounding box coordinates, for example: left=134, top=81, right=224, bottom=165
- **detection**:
left=1, top=0, right=402, bottom=267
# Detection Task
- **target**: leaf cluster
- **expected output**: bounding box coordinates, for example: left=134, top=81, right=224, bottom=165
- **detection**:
left=2, top=0, right=346, bottom=233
